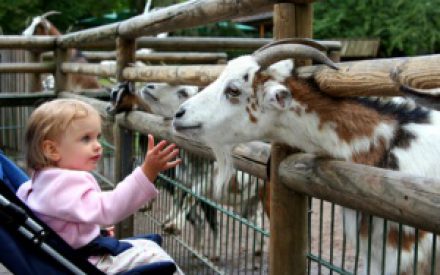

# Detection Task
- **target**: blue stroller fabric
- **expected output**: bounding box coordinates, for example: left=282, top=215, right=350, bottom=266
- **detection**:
left=0, top=152, right=28, bottom=192
left=0, top=151, right=177, bottom=274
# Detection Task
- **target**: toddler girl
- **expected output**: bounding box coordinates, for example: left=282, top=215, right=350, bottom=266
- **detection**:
left=17, top=98, right=182, bottom=274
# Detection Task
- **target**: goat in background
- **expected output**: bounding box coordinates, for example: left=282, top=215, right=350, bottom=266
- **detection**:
left=173, top=40, right=440, bottom=274
left=22, top=11, right=101, bottom=91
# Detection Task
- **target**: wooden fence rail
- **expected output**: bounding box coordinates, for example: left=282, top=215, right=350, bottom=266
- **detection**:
left=58, top=0, right=280, bottom=47
left=44, top=51, right=228, bottom=64
left=0, top=62, right=54, bottom=73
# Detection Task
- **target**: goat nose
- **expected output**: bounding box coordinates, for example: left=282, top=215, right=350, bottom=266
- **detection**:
left=175, top=108, right=186, bottom=118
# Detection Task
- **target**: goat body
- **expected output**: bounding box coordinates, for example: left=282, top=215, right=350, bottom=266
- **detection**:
left=173, top=49, right=440, bottom=274
left=22, top=12, right=100, bottom=91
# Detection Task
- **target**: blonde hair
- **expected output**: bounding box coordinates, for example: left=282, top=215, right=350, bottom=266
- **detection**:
left=25, top=99, right=100, bottom=171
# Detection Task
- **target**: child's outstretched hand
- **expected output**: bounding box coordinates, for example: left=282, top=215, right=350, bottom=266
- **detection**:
left=142, top=134, right=181, bottom=182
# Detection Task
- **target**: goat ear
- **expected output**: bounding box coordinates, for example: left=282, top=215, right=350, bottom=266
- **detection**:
left=267, top=88, right=292, bottom=110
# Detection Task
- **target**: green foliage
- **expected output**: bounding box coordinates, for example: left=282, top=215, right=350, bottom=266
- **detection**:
left=314, top=0, right=440, bottom=57
left=0, top=0, right=134, bottom=34
left=2, top=0, right=439, bottom=58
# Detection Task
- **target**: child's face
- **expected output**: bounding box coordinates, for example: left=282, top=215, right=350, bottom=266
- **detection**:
left=55, top=114, right=103, bottom=171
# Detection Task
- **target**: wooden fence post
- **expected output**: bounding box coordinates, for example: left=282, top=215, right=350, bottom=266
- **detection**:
left=270, top=2, right=314, bottom=274
left=116, top=38, right=136, bottom=81
left=114, top=37, right=137, bottom=239
left=54, top=48, right=68, bottom=93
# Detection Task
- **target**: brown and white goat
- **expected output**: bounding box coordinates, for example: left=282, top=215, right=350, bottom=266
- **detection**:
left=173, top=42, right=440, bottom=274
left=22, top=11, right=100, bottom=91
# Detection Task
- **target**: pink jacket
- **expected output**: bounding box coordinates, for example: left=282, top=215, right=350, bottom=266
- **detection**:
left=16, top=167, right=158, bottom=249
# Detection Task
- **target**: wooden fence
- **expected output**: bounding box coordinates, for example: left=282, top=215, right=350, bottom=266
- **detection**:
left=1, top=0, right=440, bottom=274
left=0, top=49, right=32, bottom=154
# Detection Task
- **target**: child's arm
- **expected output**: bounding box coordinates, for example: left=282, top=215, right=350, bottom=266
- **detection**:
left=141, top=134, right=181, bottom=182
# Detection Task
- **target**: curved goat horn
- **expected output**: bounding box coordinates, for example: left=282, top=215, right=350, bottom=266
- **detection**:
left=254, top=38, right=327, bottom=54
left=253, top=43, right=339, bottom=71
left=41, top=10, right=61, bottom=19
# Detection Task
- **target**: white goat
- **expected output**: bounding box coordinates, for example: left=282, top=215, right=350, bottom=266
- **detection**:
left=138, top=83, right=267, bottom=257
left=137, top=82, right=198, bottom=118
left=172, top=41, right=440, bottom=274
left=108, top=81, right=268, bottom=258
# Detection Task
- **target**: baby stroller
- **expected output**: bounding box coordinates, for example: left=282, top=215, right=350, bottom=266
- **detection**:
left=0, top=150, right=177, bottom=275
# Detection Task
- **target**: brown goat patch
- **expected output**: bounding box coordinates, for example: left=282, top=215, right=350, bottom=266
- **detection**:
left=246, top=106, right=258, bottom=123
left=285, top=77, right=394, bottom=144
left=359, top=214, right=371, bottom=236
left=387, top=228, right=427, bottom=251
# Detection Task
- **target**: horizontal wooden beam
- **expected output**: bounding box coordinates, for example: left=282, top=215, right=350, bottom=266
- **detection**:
left=59, top=36, right=341, bottom=52
left=61, top=63, right=115, bottom=77
left=122, top=65, right=225, bottom=85
left=298, top=54, right=440, bottom=99
left=0, top=62, right=54, bottom=73
left=44, top=51, right=227, bottom=64
left=134, top=37, right=341, bottom=52
left=0, top=36, right=56, bottom=50
left=279, top=153, right=440, bottom=234
left=61, top=62, right=225, bottom=85
left=57, top=0, right=277, bottom=47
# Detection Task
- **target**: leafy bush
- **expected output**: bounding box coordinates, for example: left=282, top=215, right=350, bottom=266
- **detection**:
left=314, top=0, right=440, bottom=57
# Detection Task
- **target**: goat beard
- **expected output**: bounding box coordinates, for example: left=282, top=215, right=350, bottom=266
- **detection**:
left=210, top=143, right=235, bottom=201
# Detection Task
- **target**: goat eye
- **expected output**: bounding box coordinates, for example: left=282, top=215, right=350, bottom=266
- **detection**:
left=146, top=84, right=155, bottom=90
left=225, top=86, right=241, bottom=98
